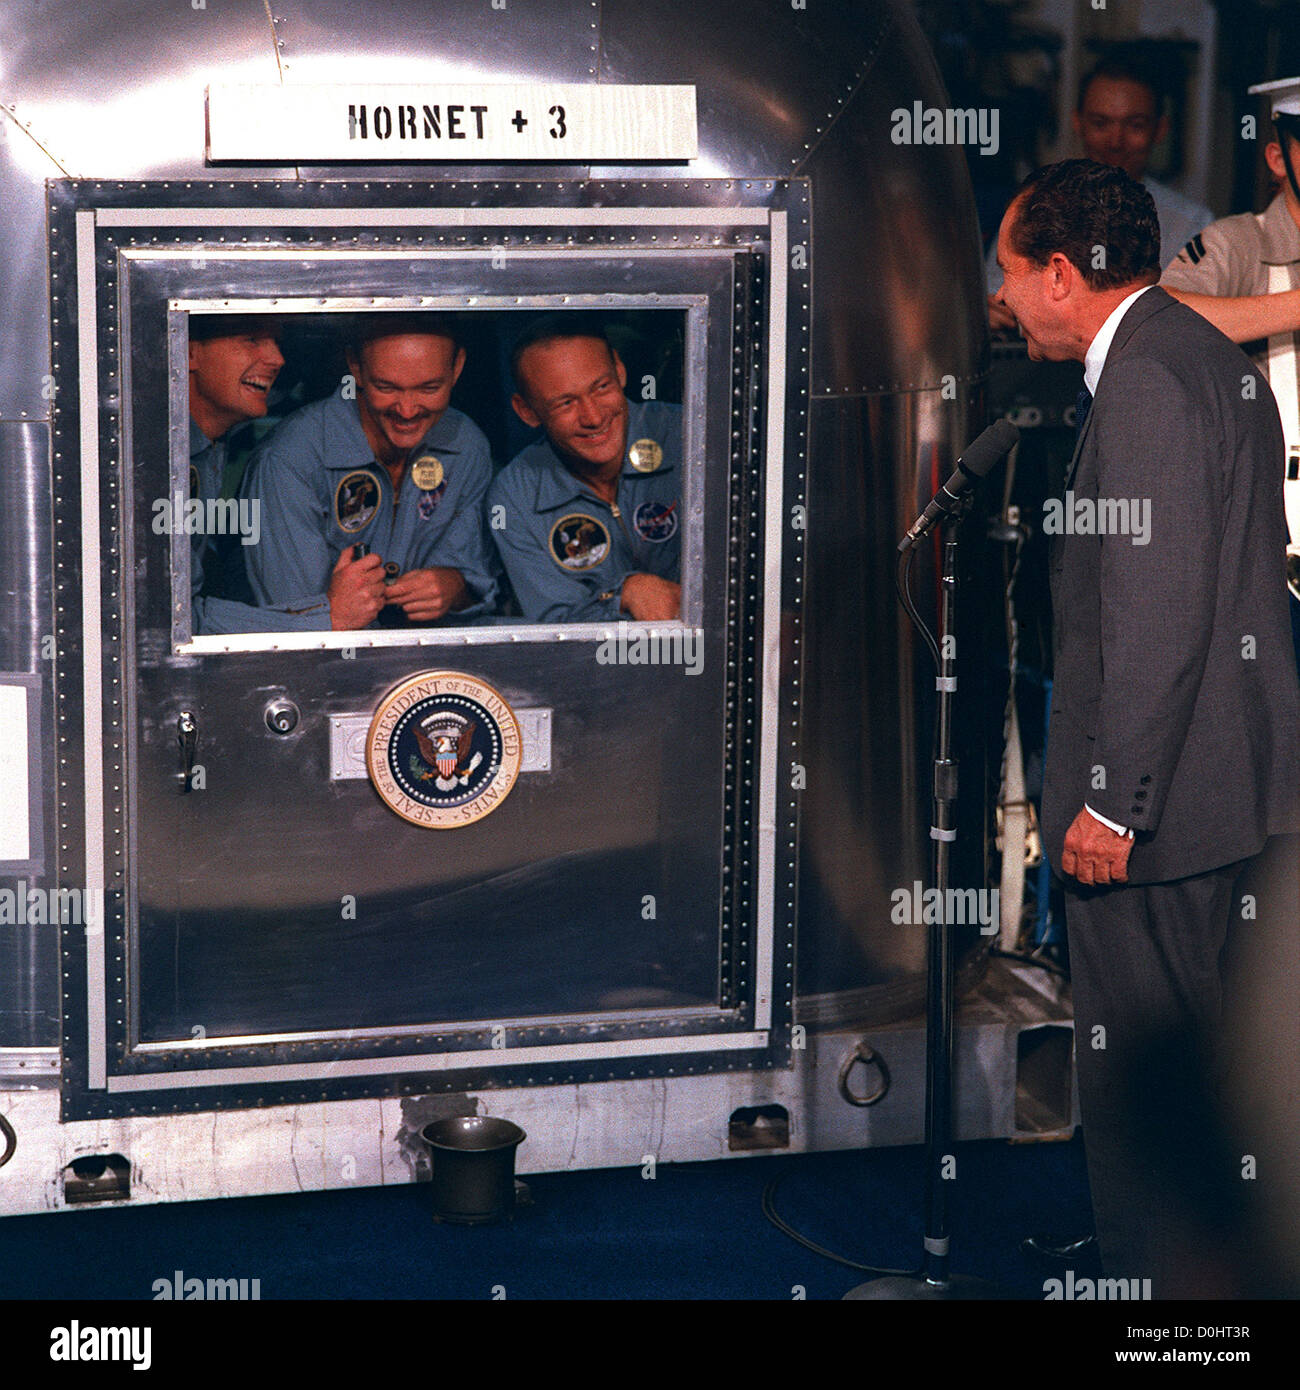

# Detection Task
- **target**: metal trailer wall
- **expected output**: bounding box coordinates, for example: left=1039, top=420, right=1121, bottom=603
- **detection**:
left=0, top=1, right=1054, bottom=1209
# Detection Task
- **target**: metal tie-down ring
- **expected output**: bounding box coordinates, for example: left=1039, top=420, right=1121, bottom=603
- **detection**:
left=837, top=1039, right=890, bottom=1107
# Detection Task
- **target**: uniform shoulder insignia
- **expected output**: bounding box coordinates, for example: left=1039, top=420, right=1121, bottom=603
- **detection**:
left=1181, top=233, right=1205, bottom=265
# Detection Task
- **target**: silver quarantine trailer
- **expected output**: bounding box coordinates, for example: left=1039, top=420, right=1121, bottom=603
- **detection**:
left=0, top=0, right=1071, bottom=1215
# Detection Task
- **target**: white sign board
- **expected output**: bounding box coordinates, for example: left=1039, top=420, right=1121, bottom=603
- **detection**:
left=207, top=84, right=697, bottom=162
left=0, top=684, right=31, bottom=863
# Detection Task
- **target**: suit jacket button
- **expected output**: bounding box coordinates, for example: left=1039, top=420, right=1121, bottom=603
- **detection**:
left=1135, top=789, right=1147, bottom=800
left=1140, top=775, right=1152, bottom=784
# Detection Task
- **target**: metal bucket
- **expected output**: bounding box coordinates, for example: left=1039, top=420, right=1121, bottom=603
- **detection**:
left=420, top=1117, right=526, bottom=1224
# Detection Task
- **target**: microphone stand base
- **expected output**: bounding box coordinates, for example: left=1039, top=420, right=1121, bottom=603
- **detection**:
left=843, top=1272, right=1014, bottom=1301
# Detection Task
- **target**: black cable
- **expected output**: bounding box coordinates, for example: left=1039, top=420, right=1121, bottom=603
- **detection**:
left=0, top=1111, right=16, bottom=1169
left=760, top=1168, right=921, bottom=1276
left=895, top=547, right=940, bottom=672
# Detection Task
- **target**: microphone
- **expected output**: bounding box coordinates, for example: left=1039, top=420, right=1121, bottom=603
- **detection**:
left=898, top=418, right=1020, bottom=551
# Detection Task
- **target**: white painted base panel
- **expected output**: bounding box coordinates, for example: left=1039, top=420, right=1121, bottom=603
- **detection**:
left=0, top=963, right=1075, bottom=1217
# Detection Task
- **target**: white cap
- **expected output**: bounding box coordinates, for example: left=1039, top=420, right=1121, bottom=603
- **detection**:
left=1249, top=76, right=1300, bottom=119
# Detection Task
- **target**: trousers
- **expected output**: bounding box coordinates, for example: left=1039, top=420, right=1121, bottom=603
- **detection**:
left=1064, top=858, right=1248, bottom=1296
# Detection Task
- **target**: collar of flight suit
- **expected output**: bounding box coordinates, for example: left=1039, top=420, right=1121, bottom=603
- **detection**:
left=189, top=416, right=218, bottom=456
left=1257, top=190, right=1300, bottom=267
left=317, top=388, right=467, bottom=472
left=529, top=405, right=677, bottom=513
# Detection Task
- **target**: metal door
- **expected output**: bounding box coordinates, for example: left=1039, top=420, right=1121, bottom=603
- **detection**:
left=50, top=179, right=808, bottom=1119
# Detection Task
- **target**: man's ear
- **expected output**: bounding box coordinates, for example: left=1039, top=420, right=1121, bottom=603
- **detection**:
left=451, top=346, right=467, bottom=388
left=512, top=392, right=542, bottom=429
left=1154, top=113, right=1170, bottom=148
left=1265, top=140, right=1287, bottom=182
left=1048, top=251, right=1075, bottom=300
left=612, top=349, right=627, bottom=390
left=188, top=341, right=200, bottom=373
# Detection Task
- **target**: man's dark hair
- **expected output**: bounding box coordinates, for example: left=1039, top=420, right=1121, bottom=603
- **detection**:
left=1009, top=159, right=1161, bottom=291
left=347, top=312, right=462, bottom=360
left=188, top=313, right=282, bottom=343
left=509, top=313, right=616, bottom=394
left=1077, top=45, right=1168, bottom=118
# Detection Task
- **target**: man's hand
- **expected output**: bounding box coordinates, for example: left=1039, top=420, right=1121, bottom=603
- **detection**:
left=384, top=566, right=467, bottom=623
left=620, top=573, right=681, bottom=621
left=328, top=547, right=386, bottom=630
left=1062, top=808, right=1134, bottom=886
left=988, top=294, right=1018, bottom=334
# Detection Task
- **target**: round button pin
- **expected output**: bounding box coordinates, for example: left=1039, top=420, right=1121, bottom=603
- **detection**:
left=411, top=455, right=445, bottom=490
left=628, top=438, right=663, bottom=473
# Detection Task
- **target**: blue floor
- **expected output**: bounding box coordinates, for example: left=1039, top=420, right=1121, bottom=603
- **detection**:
left=1, top=1136, right=1094, bottom=1300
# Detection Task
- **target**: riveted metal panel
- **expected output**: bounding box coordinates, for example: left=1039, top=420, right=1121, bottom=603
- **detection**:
left=0, top=421, right=59, bottom=1044
left=597, top=0, right=893, bottom=178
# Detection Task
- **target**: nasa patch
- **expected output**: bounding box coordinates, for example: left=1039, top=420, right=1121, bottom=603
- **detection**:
left=549, top=513, right=611, bottom=571
left=632, top=499, right=679, bottom=543
left=366, top=671, right=522, bottom=829
left=334, top=469, right=382, bottom=534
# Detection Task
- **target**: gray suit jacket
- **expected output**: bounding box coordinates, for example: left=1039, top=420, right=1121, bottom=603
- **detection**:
left=1042, top=286, right=1300, bottom=884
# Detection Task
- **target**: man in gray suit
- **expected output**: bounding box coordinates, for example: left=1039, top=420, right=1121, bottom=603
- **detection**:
left=993, top=159, right=1300, bottom=1295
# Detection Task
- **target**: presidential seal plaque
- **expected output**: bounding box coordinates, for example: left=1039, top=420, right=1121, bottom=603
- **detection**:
left=366, top=672, right=522, bottom=828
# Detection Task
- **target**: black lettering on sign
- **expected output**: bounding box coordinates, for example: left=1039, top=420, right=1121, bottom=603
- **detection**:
left=549, top=104, right=567, bottom=138
left=346, top=100, right=493, bottom=143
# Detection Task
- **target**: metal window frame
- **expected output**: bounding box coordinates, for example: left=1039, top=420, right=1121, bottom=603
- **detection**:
left=161, top=280, right=710, bottom=652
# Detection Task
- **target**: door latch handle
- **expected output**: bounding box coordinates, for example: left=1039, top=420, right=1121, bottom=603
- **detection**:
left=176, top=710, right=198, bottom=792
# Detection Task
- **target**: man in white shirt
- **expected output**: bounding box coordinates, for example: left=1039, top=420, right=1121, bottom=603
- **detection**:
left=988, top=51, right=1212, bottom=331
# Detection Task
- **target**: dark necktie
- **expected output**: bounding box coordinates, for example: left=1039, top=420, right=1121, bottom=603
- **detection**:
left=1074, top=387, right=1093, bottom=444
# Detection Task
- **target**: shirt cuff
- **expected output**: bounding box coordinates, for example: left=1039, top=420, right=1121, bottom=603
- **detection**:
left=1085, top=803, right=1133, bottom=838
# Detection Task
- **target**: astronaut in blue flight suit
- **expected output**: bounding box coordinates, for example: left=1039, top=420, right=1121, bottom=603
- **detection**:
left=489, top=318, right=682, bottom=623
left=187, top=317, right=331, bottom=634
left=243, top=316, right=497, bottom=630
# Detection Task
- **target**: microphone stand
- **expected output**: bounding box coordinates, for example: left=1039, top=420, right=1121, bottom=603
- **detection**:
left=845, top=498, right=1007, bottom=1300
